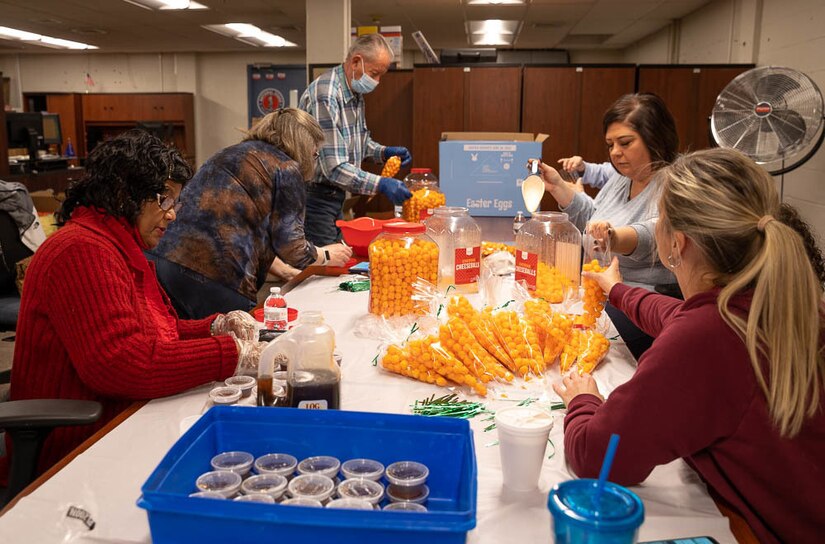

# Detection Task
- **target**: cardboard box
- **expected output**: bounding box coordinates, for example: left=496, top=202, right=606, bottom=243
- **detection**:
left=439, top=132, right=548, bottom=217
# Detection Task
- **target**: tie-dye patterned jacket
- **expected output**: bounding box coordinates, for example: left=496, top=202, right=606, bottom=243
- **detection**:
left=150, top=139, right=317, bottom=300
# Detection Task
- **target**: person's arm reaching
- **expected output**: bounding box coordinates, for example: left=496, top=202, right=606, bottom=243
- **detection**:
left=270, top=165, right=319, bottom=270
left=557, top=158, right=614, bottom=189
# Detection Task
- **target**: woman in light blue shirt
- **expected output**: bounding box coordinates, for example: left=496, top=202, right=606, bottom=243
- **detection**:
left=537, top=93, right=679, bottom=359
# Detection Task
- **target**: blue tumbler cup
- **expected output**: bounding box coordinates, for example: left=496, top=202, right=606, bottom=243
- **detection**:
left=548, top=479, right=644, bottom=543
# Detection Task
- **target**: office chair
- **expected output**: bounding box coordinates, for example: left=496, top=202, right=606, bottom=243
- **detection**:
left=0, top=369, right=102, bottom=509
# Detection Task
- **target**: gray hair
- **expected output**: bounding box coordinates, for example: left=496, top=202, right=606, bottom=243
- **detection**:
left=346, top=33, right=394, bottom=63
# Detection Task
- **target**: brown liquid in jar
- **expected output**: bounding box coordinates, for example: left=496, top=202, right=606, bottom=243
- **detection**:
left=257, top=376, right=275, bottom=406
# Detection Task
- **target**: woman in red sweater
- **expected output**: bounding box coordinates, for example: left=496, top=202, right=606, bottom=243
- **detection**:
left=6, top=130, right=261, bottom=479
left=554, top=148, right=825, bottom=543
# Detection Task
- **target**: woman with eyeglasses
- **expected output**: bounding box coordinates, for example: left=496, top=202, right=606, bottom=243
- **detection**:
left=147, top=108, right=352, bottom=319
left=6, top=130, right=263, bottom=480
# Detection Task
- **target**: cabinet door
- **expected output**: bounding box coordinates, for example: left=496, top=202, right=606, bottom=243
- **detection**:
left=140, top=94, right=187, bottom=121
left=695, top=67, right=752, bottom=150
left=413, top=67, right=465, bottom=176
left=81, top=94, right=138, bottom=122
left=579, top=67, right=636, bottom=163
left=465, top=66, right=521, bottom=132
left=46, top=94, right=84, bottom=157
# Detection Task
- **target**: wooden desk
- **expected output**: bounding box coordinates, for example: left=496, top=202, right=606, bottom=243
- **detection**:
left=6, top=166, right=84, bottom=194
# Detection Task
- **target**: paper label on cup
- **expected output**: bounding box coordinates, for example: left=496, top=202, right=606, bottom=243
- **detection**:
left=454, top=246, right=480, bottom=285
left=515, top=251, right=538, bottom=291
left=297, top=400, right=328, bottom=409
left=496, top=406, right=553, bottom=430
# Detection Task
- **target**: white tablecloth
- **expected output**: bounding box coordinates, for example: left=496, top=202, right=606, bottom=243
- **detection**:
left=0, top=275, right=735, bottom=543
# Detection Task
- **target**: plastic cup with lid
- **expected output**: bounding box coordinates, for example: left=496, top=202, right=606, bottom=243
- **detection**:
left=326, top=498, right=374, bottom=510
left=337, top=478, right=384, bottom=508
left=209, top=385, right=241, bottom=406
left=254, top=453, right=298, bottom=478
left=297, top=455, right=341, bottom=479
left=210, top=451, right=254, bottom=476
left=494, top=405, right=554, bottom=491
left=287, top=474, right=335, bottom=503
left=385, top=461, right=429, bottom=502
left=188, top=491, right=225, bottom=500
left=195, top=470, right=242, bottom=498
left=241, top=474, right=288, bottom=500
left=341, top=458, right=384, bottom=481
left=224, top=375, right=256, bottom=398
left=548, top=479, right=644, bottom=544
left=384, top=501, right=427, bottom=512
left=234, top=493, right=275, bottom=504
left=281, top=497, right=323, bottom=508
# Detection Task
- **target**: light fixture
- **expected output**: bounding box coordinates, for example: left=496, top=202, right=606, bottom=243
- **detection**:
left=466, top=19, right=519, bottom=46
left=471, top=33, right=514, bottom=46
left=466, top=0, right=526, bottom=5
left=203, top=24, right=297, bottom=48
left=0, top=26, right=98, bottom=49
left=122, top=0, right=208, bottom=10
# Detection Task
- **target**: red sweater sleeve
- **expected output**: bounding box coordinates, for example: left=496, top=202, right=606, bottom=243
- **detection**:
left=45, top=243, right=238, bottom=400
left=563, top=291, right=756, bottom=486
left=177, top=314, right=218, bottom=339
left=608, top=283, right=684, bottom=337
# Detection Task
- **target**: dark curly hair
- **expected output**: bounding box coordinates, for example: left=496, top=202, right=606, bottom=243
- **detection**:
left=603, top=93, right=679, bottom=168
left=56, top=129, right=193, bottom=226
left=778, top=203, right=825, bottom=286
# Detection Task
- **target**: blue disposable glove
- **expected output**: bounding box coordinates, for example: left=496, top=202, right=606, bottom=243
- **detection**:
left=377, top=177, right=412, bottom=205
left=384, top=146, right=412, bottom=167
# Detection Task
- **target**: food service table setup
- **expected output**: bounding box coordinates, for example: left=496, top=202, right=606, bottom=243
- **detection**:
left=0, top=273, right=736, bottom=543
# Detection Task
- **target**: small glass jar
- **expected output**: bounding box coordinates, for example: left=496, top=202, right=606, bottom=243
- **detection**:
left=210, top=451, right=254, bottom=476
left=195, top=470, right=242, bottom=498
left=254, top=453, right=298, bottom=478
left=402, top=172, right=446, bottom=223
left=514, top=211, right=582, bottom=303
left=297, top=456, right=340, bottom=479
left=340, top=458, right=384, bottom=481
left=424, top=207, right=482, bottom=294
left=287, top=474, right=335, bottom=503
left=384, top=461, right=429, bottom=503
left=224, top=375, right=255, bottom=398
left=337, top=478, right=384, bottom=508
left=368, top=222, right=438, bottom=317
left=241, top=474, right=288, bottom=499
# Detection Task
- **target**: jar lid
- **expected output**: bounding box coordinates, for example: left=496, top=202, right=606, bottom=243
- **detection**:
left=383, top=222, right=426, bottom=234
left=547, top=479, right=644, bottom=531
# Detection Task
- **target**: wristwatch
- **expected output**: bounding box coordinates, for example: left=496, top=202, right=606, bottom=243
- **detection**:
left=321, top=248, right=331, bottom=265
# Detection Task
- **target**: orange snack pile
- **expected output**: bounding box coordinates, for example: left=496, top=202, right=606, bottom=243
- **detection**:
left=429, top=343, right=488, bottom=396
left=543, top=312, right=574, bottom=366
left=402, top=187, right=446, bottom=222
left=489, top=309, right=545, bottom=377
left=439, top=316, right=514, bottom=384
left=381, top=341, right=446, bottom=386
left=481, top=241, right=515, bottom=257
left=535, top=261, right=574, bottom=303
left=581, top=259, right=607, bottom=328
left=447, top=296, right=514, bottom=368
left=369, top=237, right=438, bottom=317
left=381, top=155, right=401, bottom=178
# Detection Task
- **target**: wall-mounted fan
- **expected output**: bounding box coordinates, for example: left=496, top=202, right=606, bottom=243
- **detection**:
left=711, top=66, right=825, bottom=176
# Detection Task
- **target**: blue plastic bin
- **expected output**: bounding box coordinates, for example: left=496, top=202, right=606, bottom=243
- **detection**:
left=138, top=406, right=477, bottom=543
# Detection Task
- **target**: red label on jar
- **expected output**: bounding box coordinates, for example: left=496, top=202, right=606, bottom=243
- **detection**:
left=419, top=208, right=434, bottom=221
left=454, top=246, right=481, bottom=285
left=515, top=250, right=538, bottom=291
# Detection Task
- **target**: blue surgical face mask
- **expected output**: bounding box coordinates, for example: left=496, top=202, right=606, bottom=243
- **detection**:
left=351, top=57, right=379, bottom=94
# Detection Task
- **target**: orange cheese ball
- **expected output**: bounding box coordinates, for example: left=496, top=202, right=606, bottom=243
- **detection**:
left=446, top=296, right=514, bottom=368
left=402, top=187, right=446, bottom=223
left=369, top=237, right=438, bottom=317
left=439, top=317, right=514, bottom=383
left=381, top=342, right=446, bottom=386
left=481, top=241, right=515, bottom=257
left=523, top=298, right=554, bottom=352
left=381, top=155, right=401, bottom=178
left=489, top=309, right=545, bottom=377
left=535, top=262, right=574, bottom=303
left=429, top=342, right=488, bottom=396
left=559, top=328, right=610, bottom=374
left=544, top=312, right=574, bottom=366
left=581, top=259, right=607, bottom=329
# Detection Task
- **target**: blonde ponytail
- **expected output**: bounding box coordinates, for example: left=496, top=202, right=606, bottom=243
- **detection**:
left=660, top=149, right=824, bottom=438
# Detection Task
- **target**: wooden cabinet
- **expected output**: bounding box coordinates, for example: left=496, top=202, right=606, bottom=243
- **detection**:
left=637, top=65, right=753, bottom=152
left=413, top=66, right=522, bottom=177
left=522, top=65, right=636, bottom=209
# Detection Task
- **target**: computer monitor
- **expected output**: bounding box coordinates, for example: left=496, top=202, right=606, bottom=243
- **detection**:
left=5, top=112, right=43, bottom=160
left=41, top=113, right=62, bottom=146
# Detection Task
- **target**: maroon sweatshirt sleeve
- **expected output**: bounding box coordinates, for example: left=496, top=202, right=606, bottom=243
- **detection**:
left=45, top=243, right=238, bottom=400
left=608, top=283, right=684, bottom=337
left=563, top=288, right=755, bottom=486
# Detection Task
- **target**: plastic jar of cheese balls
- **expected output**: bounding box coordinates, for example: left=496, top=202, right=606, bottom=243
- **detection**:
left=424, top=207, right=482, bottom=295
left=368, top=222, right=438, bottom=317
left=514, top=212, right=581, bottom=303
left=402, top=170, right=445, bottom=223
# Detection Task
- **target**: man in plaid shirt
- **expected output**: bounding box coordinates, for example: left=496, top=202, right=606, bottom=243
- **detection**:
left=300, top=34, right=412, bottom=246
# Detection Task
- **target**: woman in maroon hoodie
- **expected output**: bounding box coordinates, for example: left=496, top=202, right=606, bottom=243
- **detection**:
left=554, top=148, right=825, bottom=543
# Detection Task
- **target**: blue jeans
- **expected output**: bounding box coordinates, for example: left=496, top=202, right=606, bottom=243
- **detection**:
left=605, top=302, right=654, bottom=363
left=145, top=253, right=255, bottom=320
left=304, top=184, right=346, bottom=246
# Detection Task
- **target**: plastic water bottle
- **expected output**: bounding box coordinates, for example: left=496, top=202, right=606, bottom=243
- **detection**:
left=263, top=287, right=288, bottom=332
left=513, top=211, right=527, bottom=235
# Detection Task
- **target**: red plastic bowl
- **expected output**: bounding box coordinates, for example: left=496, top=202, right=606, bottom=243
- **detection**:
left=336, top=217, right=404, bottom=257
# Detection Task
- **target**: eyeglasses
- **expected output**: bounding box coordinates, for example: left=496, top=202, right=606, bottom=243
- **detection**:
left=156, top=193, right=183, bottom=213
left=313, top=150, right=321, bottom=159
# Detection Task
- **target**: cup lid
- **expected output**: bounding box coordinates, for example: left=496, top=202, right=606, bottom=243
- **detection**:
left=337, top=478, right=384, bottom=504
left=209, top=386, right=241, bottom=405
left=224, top=375, right=256, bottom=390
left=297, top=455, right=341, bottom=478
left=210, top=451, right=254, bottom=474
left=548, top=479, right=644, bottom=531
left=254, top=453, right=297, bottom=475
left=195, top=470, right=242, bottom=496
left=385, top=461, right=429, bottom=486
left=241, top=474, right=288, bottom=497
left=341, top=458, right=385, bottom=481
left=287, top=474, right=335, bottom=501
left=494, top=406, right=554, bottom=434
